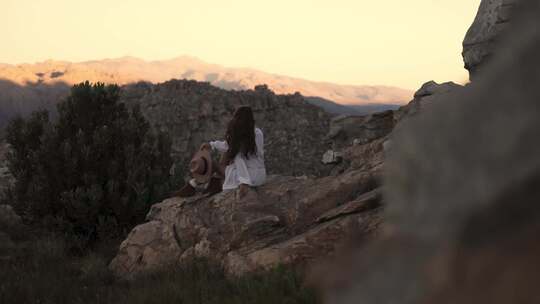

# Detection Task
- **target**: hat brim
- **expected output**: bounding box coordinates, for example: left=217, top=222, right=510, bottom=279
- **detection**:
left=191, top=149, right=213, bottom=184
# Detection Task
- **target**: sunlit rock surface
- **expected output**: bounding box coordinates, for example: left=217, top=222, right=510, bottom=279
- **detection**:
left=463, top=0, right=517, bottom=79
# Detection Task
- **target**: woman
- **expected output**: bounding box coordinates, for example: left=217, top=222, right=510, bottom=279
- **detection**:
left=177, top=106, right=266, bottom=197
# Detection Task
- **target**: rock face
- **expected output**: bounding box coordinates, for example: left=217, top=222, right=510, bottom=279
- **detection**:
left=121, top=81, right=331, bottom=177
left=326, top=110, right=395, bottom=149
left=0, top=204, right=22, bottom=254
left=110, top=171, right=382, bottom=279
left=323, top=1, right=540, bottom=303
left=463, top=0, right=517, bottom=79
left=394, top=80, right=462, bottom=124
left=321, top=150, right=343, bottom=165
left=0, top=143, right=14, bottom=195
left=0, top=205, right=21, bottom=229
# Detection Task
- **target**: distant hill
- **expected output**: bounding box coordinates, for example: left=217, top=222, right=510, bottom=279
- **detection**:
left=0, top=56, right=412, bottom=126
left=347, top=103, right=401, bottom=114
left=305, top=97, right=401, bottom=116
left=304, top=97, right=362, bottom=115
left=0, top=56, right=412, bottom=105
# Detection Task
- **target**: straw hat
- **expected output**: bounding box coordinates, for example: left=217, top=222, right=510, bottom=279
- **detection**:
left=189, top=147, right=213, bottom=184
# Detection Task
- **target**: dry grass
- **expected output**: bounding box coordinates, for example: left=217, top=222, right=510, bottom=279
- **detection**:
left=0, top=229, right=320, bottom=304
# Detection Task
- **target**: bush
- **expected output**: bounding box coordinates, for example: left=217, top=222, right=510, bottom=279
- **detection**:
left=5, top=82, right=173, bottom=243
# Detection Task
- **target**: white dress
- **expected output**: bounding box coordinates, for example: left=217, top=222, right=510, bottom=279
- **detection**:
left=209, top=127, right=267, bottom=190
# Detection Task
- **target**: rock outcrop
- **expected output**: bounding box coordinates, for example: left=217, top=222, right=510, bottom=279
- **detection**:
left=110, top=163, right=382, bottom=279
left=326, top=110, right=395, bottom=149
left=463, top=0, right=517, bottom=79
left=323, top=0, right=540, bottom=303
left=121, top=81, right=332, bottom=177
left=394, top=80, right=463, bottom=124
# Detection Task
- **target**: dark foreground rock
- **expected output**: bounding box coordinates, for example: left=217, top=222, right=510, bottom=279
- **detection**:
left=0, top=205, right=21, bottom=229
left=322, top=1, right=540, bottom=303
left=0, top=204, right=23, bottom=259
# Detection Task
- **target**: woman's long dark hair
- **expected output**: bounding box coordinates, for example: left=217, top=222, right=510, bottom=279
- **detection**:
left=225, top=106, right=257, bottom=161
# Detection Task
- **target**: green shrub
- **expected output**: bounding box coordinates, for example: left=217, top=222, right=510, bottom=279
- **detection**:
left=5, top=82, right=173, bottom=243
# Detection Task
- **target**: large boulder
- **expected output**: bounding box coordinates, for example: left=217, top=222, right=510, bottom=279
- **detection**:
left=109, top=168, right=382, bottom=279
left=343, top=137, right=387, bottom=173
left=394, top=80, right=462, bottom=124
left=323, top=1, right=540, bottom=302
left=463, top=0, right=517, bottom=79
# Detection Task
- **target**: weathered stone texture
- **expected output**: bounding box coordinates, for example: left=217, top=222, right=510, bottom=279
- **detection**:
left=463, top=0, right=517, bottom=79
left=324, top=1, right=540, bottom=303
left=109, top=169, right=382, bottom=279
left=121, top=81, right=332, bottom=177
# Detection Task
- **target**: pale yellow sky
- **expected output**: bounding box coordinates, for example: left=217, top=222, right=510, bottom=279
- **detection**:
left=0, top=0, right=480, bottom=90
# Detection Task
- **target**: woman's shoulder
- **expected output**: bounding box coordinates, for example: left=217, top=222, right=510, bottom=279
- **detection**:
left=254, top=127, right=263, bottom=135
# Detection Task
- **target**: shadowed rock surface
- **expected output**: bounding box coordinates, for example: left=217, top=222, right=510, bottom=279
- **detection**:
left=0, top=143, right=14, bottom=195
left=0, top=205, right=23, bottom=255
left=120, top=81, right=332, bottom=177
left=394, top=80, right=463, bottom=124
left=110, top=170, right=382, bottom=279
left=326, top=110, right=395, bottom=150
left=322, top=0, right=540, bottom=303
left=0, top=205, right=21, bottom=229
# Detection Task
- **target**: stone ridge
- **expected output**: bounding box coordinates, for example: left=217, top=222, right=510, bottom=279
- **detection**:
left=0, top=56, right=413, bottom=106
left=120, top=80, right=332, bottom=177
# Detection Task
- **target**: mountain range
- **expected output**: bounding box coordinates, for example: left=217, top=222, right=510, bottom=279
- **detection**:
left=0, top=56, right=412, bottom=105
left=0, top=56, right=412, bottom=123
